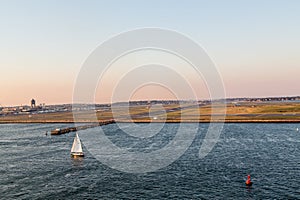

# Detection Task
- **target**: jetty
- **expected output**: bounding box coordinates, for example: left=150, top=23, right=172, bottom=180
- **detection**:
left=50, top=120, right=115, bottom=135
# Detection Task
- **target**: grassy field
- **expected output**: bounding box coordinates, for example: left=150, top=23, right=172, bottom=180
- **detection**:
left=0, top=102, right=300, bottom=123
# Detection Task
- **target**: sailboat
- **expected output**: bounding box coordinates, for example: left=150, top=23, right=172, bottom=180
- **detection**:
left=71, top=133, right=84, bottom=157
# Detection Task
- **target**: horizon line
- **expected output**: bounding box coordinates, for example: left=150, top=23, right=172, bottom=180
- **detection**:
left=1, top=95, right=300, bottom=107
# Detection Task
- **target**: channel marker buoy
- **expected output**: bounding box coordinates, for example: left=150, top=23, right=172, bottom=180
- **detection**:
left=246, top=174, right=253, bottom=186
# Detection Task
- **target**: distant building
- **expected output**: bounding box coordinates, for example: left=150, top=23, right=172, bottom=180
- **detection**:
left=31, top=99, right=36, bottom=108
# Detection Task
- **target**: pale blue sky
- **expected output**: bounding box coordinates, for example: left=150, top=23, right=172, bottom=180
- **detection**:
left=0, top=0, right=299, bottom=105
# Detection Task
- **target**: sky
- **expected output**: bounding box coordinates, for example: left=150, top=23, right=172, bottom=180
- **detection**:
left=0, top=0, right=299, bottom=106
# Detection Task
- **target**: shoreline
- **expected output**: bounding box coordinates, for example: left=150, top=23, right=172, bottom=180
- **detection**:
left=0, top=119, right=299, bottom=124
left=1, top=101, right=299, bottom=124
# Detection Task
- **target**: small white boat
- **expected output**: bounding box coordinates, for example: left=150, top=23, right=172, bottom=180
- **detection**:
left=71, top=133, right=84, bottom=157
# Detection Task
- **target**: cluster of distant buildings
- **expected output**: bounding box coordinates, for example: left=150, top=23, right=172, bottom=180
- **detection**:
left=226, top=96, right=300, bottom=103
left=0, top=99, right=72, bottom=116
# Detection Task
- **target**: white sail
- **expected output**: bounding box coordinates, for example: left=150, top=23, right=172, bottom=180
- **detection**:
left=71, top=133, right=83, bottom=153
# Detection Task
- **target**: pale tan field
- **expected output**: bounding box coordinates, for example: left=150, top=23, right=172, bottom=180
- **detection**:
left=0, top=102, right=299, bottom=123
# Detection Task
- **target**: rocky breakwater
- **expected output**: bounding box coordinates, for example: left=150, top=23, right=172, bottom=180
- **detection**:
left=50, top=120, right=115, bottom=135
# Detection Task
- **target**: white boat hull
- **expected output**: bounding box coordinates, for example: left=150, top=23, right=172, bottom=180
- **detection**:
left=71, top=152, right=84, bottom=157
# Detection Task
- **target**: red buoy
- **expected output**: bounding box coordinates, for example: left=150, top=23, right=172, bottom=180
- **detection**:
left=246, top=174, right=253, bottom=186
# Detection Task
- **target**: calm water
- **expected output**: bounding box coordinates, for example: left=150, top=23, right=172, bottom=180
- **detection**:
left=0, top=123, right=299, bottom=199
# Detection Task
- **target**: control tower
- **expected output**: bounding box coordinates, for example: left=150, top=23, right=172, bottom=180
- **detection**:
left=31, top=99, right=36, bottom=108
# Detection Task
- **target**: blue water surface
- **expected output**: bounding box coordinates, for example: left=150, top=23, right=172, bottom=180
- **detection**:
left=0, top=123, right=299, bottom=199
